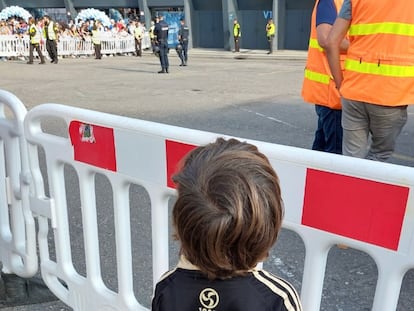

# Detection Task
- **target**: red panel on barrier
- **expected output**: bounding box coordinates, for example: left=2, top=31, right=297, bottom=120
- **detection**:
left=69, top=121, right=117, bottom=171
left=166, top=140, right=197, bottom=189
left=302, top=169, right=409, bottom=250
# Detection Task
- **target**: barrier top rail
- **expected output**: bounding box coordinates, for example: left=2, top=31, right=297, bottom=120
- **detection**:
left=0, top=34, right=151, bottom=58
left=22, top=103, right=414, bottom=311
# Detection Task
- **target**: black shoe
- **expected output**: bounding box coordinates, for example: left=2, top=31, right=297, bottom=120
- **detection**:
left=158, top=70, right=165, bottom=74
left=166, top=68, right=169, bottom=73
left=179, top=63, right=184, bottom=66
left=183, top=63, right=187, bottom=66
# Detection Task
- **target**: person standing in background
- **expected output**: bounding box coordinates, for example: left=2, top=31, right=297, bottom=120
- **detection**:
left=326, top=0, right=413, bottom=161
left=265, top=19, right=275, bottom=54
left=27, top=17, right=45, bottom=64
left=233, top=18, right=241, bottom=52
left=134, top=21, right=145, bottom=57
left=177, top=18, right=189, bottom=66
left=154, top=15, right=169, bottom=73
left=91, top=21, right=102, bottom=60
left=149, top=19, right=157, bottom=54
left=302, top=0, right=348, bottom=154
left=43, top=15, right=59, bottom=64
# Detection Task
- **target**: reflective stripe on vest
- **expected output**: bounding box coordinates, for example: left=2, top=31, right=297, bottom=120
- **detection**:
left=349, top=22, right=414, bottom=37
left=304, top=68, right=330, bottom=85
left=345, top=59, right=414, bottom=78
left=308, top=38, right=324, bottom=52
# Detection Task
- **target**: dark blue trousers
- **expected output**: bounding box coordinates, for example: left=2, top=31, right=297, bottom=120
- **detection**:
left=312, top=105, right=343, bottom=154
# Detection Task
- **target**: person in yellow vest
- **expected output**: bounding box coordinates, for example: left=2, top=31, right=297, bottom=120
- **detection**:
left=326, top=0, right=413, bottom=161
left=91, top=21, right=102, bottom=60
left=233, top=18, right=241, bottom=52
left=302, top=0, right=349, bottom=154
left=149, top=19, right=157, bottom=54
left=42, top=15, right=59, bottom=64
left=265, top=18, right=275, bottom=54
left=27, top=17, right=45, bottom=64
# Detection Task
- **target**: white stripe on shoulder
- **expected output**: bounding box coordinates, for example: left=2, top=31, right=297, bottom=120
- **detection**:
left=157, top=268, right=178, bottom=283
left=261, top=270, right=302, bottom=309
left=252, top=270, right=302, bottom=311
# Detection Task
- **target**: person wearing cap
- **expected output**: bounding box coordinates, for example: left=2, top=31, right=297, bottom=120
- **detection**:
left=177, top=18, right=189, bottom=66
left=154, top=15, right=169, bottom=73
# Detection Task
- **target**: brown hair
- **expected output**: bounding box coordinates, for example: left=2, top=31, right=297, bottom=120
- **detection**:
left=172, top=138, right=283, bottom=279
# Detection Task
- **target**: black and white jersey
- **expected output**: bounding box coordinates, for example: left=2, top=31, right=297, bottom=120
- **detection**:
left=152, top=258, right=302, bottom=311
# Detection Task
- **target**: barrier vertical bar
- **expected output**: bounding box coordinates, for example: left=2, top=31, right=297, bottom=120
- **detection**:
left=299, top=237, right=330, bottom=311
left=113, top=178, right=139, bottom=308
left=148, top=187, right=170, bottom=286
left=0, top=89, right=37, bottom=278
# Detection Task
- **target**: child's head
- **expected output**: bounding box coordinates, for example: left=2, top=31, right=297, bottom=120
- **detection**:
left=172, top=138, right=283, bottom=279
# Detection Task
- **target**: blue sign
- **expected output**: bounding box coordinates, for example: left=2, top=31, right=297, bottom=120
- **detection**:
left=263, top=11, right=273, bottom=20
left=158, top=11, right=185, bottom=48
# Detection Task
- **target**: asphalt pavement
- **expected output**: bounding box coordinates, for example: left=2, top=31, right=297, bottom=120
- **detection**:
left=0, top=48, right=413, bottom=311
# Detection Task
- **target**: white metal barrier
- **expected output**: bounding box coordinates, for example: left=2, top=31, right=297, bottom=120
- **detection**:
left=19, top=103, right=414, bottom=311
left=0, top=90, right=37, bottom=278
left=0, top=33, right=151, bottom=58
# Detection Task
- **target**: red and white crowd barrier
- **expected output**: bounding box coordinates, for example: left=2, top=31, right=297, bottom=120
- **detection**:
left=0, top=33, right=151, bottom=58
left=0, top=89, right=413, bottom=310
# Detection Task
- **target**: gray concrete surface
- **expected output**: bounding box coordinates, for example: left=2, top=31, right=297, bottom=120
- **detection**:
left=0, top=48, right=413, bottom=310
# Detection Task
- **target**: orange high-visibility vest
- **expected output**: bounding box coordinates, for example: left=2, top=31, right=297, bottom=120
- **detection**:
left=341, top=0, right=414, bottom=106
left=302, top=0, right=345, bottom=110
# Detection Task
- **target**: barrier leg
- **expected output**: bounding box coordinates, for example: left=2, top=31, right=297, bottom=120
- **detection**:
left=300, top=241, right=330, bottom=311
left=371, top=263, right=403, bottom=311
left=148, top=188, right=170, bottom=287
left=0, top=271, right=58, bottom=306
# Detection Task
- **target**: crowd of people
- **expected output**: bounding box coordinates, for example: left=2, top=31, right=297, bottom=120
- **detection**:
left=0, top=15, right=152, bottom=63
left=0, top=16, right=145, bottom=40
left=0, top=13, right=191, bottom=74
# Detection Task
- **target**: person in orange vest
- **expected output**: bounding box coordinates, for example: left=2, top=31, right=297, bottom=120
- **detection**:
left=326, top=0, right=413, bottom=161
left=302, top=0, right=349, bottom=154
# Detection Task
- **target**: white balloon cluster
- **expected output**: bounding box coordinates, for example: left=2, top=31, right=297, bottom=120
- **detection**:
left=75, top=8, right=111, bottom=28
left=0, top=5, right=32, bottom=22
